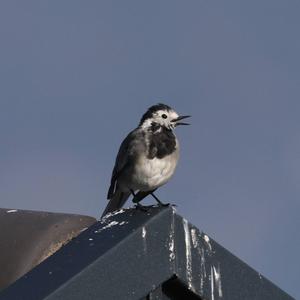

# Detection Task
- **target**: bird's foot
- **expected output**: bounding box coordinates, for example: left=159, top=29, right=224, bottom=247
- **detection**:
left=154, top=198, right=170, bottom=207
left=158, top=202, right=170, bottom=207
left=135, top=203, right=150, bottom=212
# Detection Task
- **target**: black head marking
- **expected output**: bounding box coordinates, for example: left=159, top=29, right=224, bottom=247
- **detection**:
left=150, top=122, right=161, bottom=132
left=139, top=103, right=172, bottom=125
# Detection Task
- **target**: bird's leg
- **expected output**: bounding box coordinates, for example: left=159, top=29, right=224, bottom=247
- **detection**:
left=150, top=191, right=170, bottom=207
left=132, top=191, right=151, bottom=203
left=130, top=189, right=149, bottom=212
left=131, top=189, right=170, bottom=210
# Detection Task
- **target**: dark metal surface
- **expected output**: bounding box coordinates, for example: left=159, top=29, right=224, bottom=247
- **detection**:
left=0, top=206, right=294, bottom=300
left=0, top=208, right=96, bottom=291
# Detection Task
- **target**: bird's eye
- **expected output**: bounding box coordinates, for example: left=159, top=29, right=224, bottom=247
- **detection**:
left=162, top=114, right=168, bottom=119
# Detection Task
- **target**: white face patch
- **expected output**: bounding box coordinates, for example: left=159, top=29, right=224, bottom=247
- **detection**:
left=141, top=109, right=179, bottom=130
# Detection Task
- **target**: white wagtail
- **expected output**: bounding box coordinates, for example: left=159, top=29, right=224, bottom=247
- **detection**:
left=101, top=103, right=190, bottom=217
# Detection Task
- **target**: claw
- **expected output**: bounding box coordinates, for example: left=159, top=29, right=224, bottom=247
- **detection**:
left=135, top=203, right=149, bottom=212
left=159, top=202, right=170, bottom=207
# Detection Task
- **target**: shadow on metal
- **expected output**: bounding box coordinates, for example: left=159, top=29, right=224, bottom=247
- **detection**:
left=0, top=206, right=294, bottom=300
left=143, top=275, right=202, bottom=300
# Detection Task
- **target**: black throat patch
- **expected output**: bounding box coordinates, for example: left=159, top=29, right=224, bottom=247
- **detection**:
left=147, top=124, right=176, bottom=159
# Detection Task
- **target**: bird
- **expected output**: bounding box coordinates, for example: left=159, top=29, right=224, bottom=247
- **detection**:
left=101, top=103, right=190, bottom=218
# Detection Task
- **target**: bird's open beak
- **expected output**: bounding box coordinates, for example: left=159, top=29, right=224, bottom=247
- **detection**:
left=171, top=115, right=191, bottom=126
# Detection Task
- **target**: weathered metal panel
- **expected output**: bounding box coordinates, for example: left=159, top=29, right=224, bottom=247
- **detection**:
left=0, top=207, right=293, bottom=300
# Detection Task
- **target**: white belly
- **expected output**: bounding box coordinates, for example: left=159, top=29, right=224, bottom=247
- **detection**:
left=132, top=151, right=179, bottom=191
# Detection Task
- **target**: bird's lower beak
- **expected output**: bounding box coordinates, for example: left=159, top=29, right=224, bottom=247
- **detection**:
left=171, top=115, right=191, bottom=126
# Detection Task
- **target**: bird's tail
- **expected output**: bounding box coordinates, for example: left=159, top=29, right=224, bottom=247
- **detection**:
left=101, top=188, right=130, bottom=218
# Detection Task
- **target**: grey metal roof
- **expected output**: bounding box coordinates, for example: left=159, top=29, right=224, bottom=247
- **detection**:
left=0, top=206, right=294, bottom=300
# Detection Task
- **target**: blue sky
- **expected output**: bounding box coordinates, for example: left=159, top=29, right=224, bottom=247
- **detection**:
left=0, top=1, right=299, bottom=297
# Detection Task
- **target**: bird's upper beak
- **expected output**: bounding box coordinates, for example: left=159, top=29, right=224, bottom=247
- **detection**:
left=171, top=115, right=191, bottom=126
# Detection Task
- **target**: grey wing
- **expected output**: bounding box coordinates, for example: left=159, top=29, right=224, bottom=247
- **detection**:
left=107, top=129, right=142, bottom=199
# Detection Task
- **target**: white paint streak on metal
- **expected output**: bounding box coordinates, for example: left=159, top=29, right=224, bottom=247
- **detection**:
left=204, top=234, right=212, bottom=252
left=169, top=209, right=175, bottom=261
left=211, top=266, right=214, bottom=300
left=142, top=226, right=147, bottom=253
left=142, top=226, right=146, bottom=238
left=183, top=218, right=193, bottom=290
left=191, top=228, right=198, bottom=248
left=213, top=264, right=223, bottom=297
left=94, top=221, right=119, bottom=233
